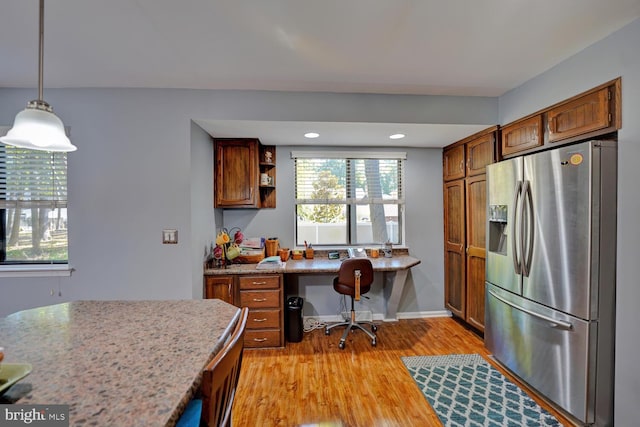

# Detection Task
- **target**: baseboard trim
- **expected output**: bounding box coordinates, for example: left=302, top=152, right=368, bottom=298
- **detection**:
left=396, top=310, right=452, bottom=319
left=304, top=310, right=451, bottom=324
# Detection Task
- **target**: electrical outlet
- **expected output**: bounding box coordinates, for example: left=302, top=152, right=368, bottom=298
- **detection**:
left=162, top=229, right=178, bottom=244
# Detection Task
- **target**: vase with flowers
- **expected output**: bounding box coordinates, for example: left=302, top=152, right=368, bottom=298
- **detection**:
left=212, top=227, right=244, bottom=268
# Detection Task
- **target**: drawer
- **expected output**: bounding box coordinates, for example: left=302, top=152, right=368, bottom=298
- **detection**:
left=240, top=289, right=281, bottom=308
left=238, top=275, right=280, bottom=290
left=244, top=329, right=282, bottom=348
left=246, top=309, right=281, bottom=330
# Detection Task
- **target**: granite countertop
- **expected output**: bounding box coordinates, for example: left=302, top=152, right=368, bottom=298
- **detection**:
left=0, top=300, right=240, bottom=427
left=204, top=253, right=421, bottom=275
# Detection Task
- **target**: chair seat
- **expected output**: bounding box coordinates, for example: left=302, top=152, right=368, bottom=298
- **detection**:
left=176, top=399, right=203, bottom=427
left=333, top=276, right=371, bottom=296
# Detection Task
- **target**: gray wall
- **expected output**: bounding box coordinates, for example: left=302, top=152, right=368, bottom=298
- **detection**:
left=0, top=89, right=494, bottom=318
left=498, top=17, right=640, bottom=427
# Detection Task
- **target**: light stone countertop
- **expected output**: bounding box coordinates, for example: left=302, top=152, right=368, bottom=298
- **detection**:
left=204, top=254, right=420, bottom=275
left=0, top=300, right=240, bottom=427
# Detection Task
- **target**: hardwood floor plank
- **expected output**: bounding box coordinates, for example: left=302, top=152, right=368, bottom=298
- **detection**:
left=232, top=317, right=571, bottom=426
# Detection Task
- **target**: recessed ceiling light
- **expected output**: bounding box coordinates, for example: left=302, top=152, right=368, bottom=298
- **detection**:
left=390, top=133, right=405, bottom=140
left=304, top=132, right=320, bottom=139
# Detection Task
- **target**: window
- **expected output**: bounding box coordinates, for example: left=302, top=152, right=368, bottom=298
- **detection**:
left=293, top=151, right=405, bottom=247
left=0, top=144, right=69, bottom=264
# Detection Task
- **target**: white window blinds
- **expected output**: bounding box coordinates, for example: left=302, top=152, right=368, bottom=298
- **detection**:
left=293, top=153, right=405, bottom=205
left=0, top=146, right=68, bottom=209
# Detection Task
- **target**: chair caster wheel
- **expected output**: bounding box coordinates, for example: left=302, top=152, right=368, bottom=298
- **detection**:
left=325, top=328, right=330, bottom=336
left=338, top=341, right=345, bottom=350
left=371, top=324, right=378, bottom=332
left=371, top=338, right=377, bottom=347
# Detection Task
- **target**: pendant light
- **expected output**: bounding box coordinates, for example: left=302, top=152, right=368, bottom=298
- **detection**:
left=0, top=0, right=77, bottom=152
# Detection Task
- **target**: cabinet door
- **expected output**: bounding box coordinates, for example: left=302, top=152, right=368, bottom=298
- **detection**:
left=465, top=175, right=486, bottom=332
left=548, top=87, right=610, bottom=142
left=443, top=145, right=465, bottom=181
left=466, top=134, right=495, bottom=177
left=443, top=180, right=465, bottom=318
left=501, top=116, right=543, bottom=156
left=214, top=139, right=258, bottom=208
left=205, top=276, right=236, bottom=305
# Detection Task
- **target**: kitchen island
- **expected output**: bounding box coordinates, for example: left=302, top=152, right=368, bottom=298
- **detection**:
left=0, top=300, right=240, bottom=426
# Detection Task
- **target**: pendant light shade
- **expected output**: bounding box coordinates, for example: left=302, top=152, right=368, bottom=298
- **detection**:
left=1, top=100, right=76, bottom=152
left=0, top=0, right=77, bottom=152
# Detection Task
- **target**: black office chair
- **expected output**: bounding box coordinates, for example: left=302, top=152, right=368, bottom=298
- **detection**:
left=325, top=258, right=378, bottom=349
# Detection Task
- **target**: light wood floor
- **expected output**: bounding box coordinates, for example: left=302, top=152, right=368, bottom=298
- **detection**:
left=232, top=317, right=571, bottom=426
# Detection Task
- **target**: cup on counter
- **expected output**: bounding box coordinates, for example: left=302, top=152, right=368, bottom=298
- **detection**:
left=265, top=239, right=279, bottom=257
left=370, top=248, right=379, bottom=258
left=279, top=248, right=290, bottom=262
left=304, top=248, right=314, bottom=259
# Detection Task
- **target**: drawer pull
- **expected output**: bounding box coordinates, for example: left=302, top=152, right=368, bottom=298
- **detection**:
left=252, top=298, right=267, bottom=302
left=252, top=281, right=267, bottom=285
left=253, top=337, right=268, bottom=342
left=252, top=318, right=267, bottom=322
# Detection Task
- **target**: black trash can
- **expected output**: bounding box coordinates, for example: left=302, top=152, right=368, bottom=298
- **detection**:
left=286, top=296, right=304, bottom=343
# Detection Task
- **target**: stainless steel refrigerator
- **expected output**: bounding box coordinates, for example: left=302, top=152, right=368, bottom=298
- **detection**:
left=485, top=140, right=616, bottom=426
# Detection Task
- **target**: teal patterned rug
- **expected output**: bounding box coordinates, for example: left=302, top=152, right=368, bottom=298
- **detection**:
left=402, top=354, right=561, bottom=427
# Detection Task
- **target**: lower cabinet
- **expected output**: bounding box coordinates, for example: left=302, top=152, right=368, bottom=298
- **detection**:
left=204, top=275, right=237, bottom=305
left=238, top=275, right=284, bottom=349
left=443, top=180, right=466, bottom=319
left=204, top=273, right=284, bottom=349
left=465, top=175, right=487, bottom=332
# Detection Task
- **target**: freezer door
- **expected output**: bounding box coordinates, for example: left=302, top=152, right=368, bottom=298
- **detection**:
left=522, top=142, right=599, bottom=319
left=486, top=158, right=522, bottom=294
left=485, top=283, right=596, bottom=424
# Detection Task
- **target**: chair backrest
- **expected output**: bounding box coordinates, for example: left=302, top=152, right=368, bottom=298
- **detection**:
left=201, top=307, right=249, bottom=427
left=337, top=258, right=374, bottom=288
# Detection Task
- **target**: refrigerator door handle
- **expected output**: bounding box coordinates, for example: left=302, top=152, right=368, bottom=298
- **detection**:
left=512, top=181, right=523, bottom=274
left=488, top=290, right=574, bottom=331
left=521, top=180, right=535, bottom=277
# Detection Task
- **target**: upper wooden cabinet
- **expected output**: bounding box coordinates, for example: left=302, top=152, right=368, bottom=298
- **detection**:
left=548, top=87, right=610, bottom=142
left=466, top=133, right=495, bottom=176
left=501, top=115, right=543, bottom=157
left=214, top=138, right=276, bottom=209
left=500, top=78, right=621, bottom=158
left=444, top=127, right=496, bottom=181
left=443, top=144, right=465, bottom=181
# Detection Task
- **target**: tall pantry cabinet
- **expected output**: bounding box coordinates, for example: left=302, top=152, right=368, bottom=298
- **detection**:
left=442, top=127, right=496, bottom=332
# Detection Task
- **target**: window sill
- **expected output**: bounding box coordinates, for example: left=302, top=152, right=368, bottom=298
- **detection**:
left=0, top=265, right=74, bottom=278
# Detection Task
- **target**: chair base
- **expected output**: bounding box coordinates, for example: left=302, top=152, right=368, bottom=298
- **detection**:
left=325, top=310, right=378, bottom=349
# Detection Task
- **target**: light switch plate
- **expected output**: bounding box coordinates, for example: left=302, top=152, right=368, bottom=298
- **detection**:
left=162, top=229, right=178, bottom=244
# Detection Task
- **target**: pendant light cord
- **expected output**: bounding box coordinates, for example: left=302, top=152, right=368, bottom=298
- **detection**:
left=38, top=0, right=45, bottom=102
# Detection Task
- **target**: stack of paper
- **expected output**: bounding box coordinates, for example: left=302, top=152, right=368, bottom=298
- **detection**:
left=256, top=256, right=284, bottom=270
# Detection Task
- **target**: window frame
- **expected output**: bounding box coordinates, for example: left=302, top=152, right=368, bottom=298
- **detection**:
left=0, top=126, right=71, bottom=273
left=292, top=150, right=406, bottom=248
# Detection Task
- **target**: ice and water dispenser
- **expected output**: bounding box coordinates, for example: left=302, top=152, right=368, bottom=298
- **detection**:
left=488, top=204, right=508, bottom=255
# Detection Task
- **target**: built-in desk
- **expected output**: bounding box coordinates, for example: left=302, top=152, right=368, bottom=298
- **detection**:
left=284, top=255, right=420, bottom=322
left=204, top=254, right=420, bottom=322
left=0, top=300, right=240, bottom=426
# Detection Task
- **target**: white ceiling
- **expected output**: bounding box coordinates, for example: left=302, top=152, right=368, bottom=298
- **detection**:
left=2, top=0, right=639, bottom=147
